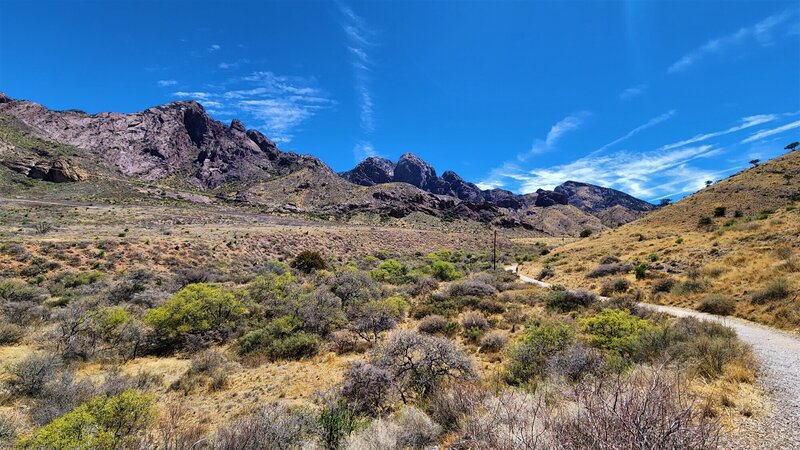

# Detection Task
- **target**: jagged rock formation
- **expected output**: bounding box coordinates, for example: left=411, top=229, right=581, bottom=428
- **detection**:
left=0, top=93, right=654, bottom=235
left=554, top=180, right=655, bottom=214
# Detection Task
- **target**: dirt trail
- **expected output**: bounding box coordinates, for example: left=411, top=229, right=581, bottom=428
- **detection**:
left=508, top=265, right=800, bottom=449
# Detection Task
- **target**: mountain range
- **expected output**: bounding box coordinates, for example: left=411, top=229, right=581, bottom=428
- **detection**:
left=0, top=93, right=655, bottom=235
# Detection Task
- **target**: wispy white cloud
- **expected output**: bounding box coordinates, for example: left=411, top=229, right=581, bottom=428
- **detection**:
left=595, top=110, right=676, bottom=153
left=510, top=144, right=720, bottom=199
left=172, top=71, right=334, bottom=143
left=157, top=79, right=178, bottom=87
left=668, top=10, right=796, bottom=73
left=661, top=114, right=777, bottom=150
left=620, top=84, right=647, bottom=100
left=523, top=112, right=590, bottom=159
left=353, top=141, right=379, bottom=161
left=742, top=119, right=800, bottom=143
left=209, top=44, right=221, bottom=52
left=338, top=2, right=377, bottom=135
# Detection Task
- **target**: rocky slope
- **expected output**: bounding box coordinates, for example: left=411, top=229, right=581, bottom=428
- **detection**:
left=0, top=93, right=652, bottom=235
left=341, top=153, right=655, bottom=223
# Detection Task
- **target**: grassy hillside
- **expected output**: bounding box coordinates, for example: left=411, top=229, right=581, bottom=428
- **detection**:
left=519, top=150, right=800, bottom=332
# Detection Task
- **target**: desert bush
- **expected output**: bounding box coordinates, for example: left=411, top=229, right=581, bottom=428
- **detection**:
left=189, top=348, right=228, bottom=375
left=0, top=280, right=44, bottom=303
left=299, top=289, right=346, bottom=336
left=341, top=360, right=395, bottom=416
left=477, top=298, right=506, bottom=314
left=713, top=206, right=726, bottom=217
left=330, top=330, right=360, bottom=354
left=459, top=390, right=551, bottom=450
left=213, top=403, right=316, bottom=450
left=18, top=390, right=155, bottom=450
left=666, top=318, right=752, bottom=379
left=0, top=414, right=16, bottom=444
left=349, top=296, right=408, bottom=342
left=31, top=371, right=95, bottom=426
left=651, top=278, right=676, bottom=295
left=537, top=267, right=555, bottom=280
left=174, top=267, right=217, bottom=287
left=0, top=322, right=24, bottom=344
left=750, top=278, right=791, bottom=304
left=586, top=263, right=633, bottom=278
left=447, top=279, right=498, bottom=299
left=290, top=250, right=327, bottom=273
left=698, top=216, right=713, bottom=227
left=580, top=308, right=654, bottom=357
left=373, top=330, right=476, bottom=400
left=345, top=406, right=440, bottom=450
left=671, top=279, right=706, bottom=295
left=600, top=278, right=630, bottom=297
left=408, top=277, right=439, bottom=297
left=417, top=314, right=449, bottom=334
left=550, top=367, right=719, bottom=449
left=545, top=288, right=597, bottom=312
left=698, top=294, right=736, bottom=315
left=317, top=393, right=360, bottom=450
left=370, top=259, right=410, bottom=284
left=426, top=382, right=487, bottom=432
left=237, top=316, right=319, bottom=360
left=634, top=262, right=648, bottom=280
left=461, top=311, right=490, bottom=332
left=480, top=331, right=508, bottom=353
left=4, top=352, right=61, bottom=398
left=505, top=320, right=575, bottom=384
left=431, top=260, right=460, bottom=281
left=548, top=342, right=605, bottom=382
left=599, top=255, right=620, bottom=265
left=145, top=283, right=246, bottom=347
left=330, top=269, right=383, bottom=308
left=247, top=271, right=297, bottom=315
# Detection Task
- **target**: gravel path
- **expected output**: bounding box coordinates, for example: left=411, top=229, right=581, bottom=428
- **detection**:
left=508, top=266, right=800, bottom=449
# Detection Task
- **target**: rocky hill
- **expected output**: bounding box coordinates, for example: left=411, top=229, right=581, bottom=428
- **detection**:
left=518, top=149, right=800, bottom=330
left=341, top=153, right=655, bottom=224
left=0, top=93, right=652, bottom=235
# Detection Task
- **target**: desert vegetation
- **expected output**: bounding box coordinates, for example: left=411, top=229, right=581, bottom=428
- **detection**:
left=0, top=237, right=759, bottom=449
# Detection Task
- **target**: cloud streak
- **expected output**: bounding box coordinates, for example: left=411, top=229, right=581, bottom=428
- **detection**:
left=523, top=112, right=590, bottom=159
left=661, top=114, right=777, bottom=150
left=157, top=79, right=177, bottom=87
left=668, top=10, right=795, bottom=73
left=172, top=71, right=334, bottom=143
left=742, top=119, right=800, bottom=143
left=595, top=110, right=676, bottom=153
left=338, top=2, right=376, bottom=135
left=620, top=84, right=647, bottom=100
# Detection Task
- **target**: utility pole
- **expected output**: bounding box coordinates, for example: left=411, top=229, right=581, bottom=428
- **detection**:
left=492, top=229, right=497, bottom=270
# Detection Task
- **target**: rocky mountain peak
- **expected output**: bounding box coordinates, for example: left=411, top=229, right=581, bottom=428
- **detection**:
left=394, top=153, right=438, bottom=190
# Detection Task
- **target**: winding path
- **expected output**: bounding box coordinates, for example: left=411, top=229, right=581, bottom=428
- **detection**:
left=507, top=265, right=800, bottom=449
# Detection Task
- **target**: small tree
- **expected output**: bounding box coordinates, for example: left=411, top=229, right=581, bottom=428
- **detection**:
left=579, top=229, right=592, bottom=238
left=785, top=141, right=798, bottom=151
left=291, top=251, right=327, bottom=273
left=144, top=283, right=245, bottom=346
left=749, top=159, right=760, bottom=167
left=373, top=330, right=476, bottom=402
left=704, top=180, right=713, bottom=188
left=659, top=198, right=672, bottom=207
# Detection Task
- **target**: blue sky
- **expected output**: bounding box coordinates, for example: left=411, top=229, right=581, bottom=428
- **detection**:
left=1, top=0, right=798, bottom=202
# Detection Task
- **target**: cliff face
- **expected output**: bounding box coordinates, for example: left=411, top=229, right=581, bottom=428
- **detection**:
left=0, top=93, right=654, bottom=235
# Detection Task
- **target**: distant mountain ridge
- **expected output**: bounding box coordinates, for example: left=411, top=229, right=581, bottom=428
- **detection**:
left=0, top=93, right=654, bottom=235
left=341, top=153, right=656, bottom=214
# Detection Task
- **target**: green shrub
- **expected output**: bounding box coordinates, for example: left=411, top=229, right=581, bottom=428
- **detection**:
left=0, top=280, right=43, bottom=303
left=431, top=260, right=460, bottom=281
left=53, top=271, right=106, bottom=289
left=237, top=316, right=319, bottom=360
left=579, top=229, right=592, bottom=238
left=600, top=278, right=631, bottom=296
left=580, top=309, right=653, bottom=356
left=713, top=207, right=726, bottom=217
left=750, top=278, right=791, bottom=304
left=144, top=283, right=246, bottom=343
left=666, top=318, right=750, bottom=379
left=290, top=251, right=327, bottom=273
left=17, top=390, right=154, bottom=450
left=545, top=289, right=597, bottom=312
left=698, top=216, right=713, bottom=227
left=698, top=294, right=736, bottom=316
left=634, top=263, right=648, bottom=280
left=505, top=320, right=575, bottom=384
left=370, top=259, right=410, bottom=284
